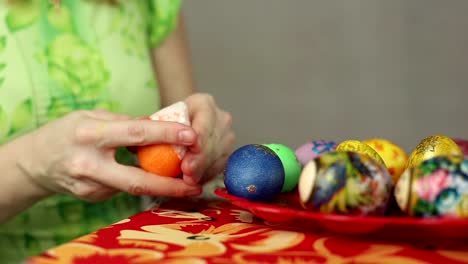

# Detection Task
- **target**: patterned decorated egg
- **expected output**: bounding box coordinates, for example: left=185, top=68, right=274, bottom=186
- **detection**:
left=294, top=140, right=337, bottom=166
left=363, top=138, right=408, bottom=184
left=263, top=143, right=302, bottom=192
left=224, top=144, right=285, bottom=202
left=394, top=155, right=468, bottom=218
left=407, top=135, right=463, bottom=169
left=336, top=140, right=386, bottom=166
left=298, top=151, right=393, bottom=216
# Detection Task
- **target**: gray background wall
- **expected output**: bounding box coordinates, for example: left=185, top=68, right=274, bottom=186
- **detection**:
left=182, top=0, right=468, bottom=153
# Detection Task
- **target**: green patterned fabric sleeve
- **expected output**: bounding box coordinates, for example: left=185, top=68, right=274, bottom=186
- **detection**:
left=0, top=1, right=182, bottom=263
left=147, top=0, right=182, bottom=48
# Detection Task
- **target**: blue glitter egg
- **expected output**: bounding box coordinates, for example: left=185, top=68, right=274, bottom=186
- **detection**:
left=224, top=144, right=285, bottom=202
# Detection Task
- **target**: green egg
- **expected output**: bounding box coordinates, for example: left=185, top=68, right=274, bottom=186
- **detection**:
left=263, top=143, right=302, bottom=192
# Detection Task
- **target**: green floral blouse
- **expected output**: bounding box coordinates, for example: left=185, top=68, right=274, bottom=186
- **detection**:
left=0, top=0, right=181, bottom=262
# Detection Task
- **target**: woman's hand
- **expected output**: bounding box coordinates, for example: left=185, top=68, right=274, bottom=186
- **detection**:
left=21, top=110, right=202, bottom=202
left=181, top=93, right=236, bottom=185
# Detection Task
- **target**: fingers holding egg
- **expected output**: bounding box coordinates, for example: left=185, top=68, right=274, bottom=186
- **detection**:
left=137, top=101, right=191, bottom=178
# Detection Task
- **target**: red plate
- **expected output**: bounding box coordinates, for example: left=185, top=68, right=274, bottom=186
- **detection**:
left=214, top=187, right=468, bottom=243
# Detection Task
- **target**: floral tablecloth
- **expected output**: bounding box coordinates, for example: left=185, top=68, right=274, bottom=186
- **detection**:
left=26, top=197, right=468, bottom=264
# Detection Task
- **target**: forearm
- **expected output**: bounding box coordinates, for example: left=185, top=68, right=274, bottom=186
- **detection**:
left=0, top=134, right=50, bottom=223
left=152, top=14, right=197, bottom=107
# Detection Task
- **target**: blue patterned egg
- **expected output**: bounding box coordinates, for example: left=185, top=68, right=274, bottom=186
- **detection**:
left=298, top=151, right=393, bottom=215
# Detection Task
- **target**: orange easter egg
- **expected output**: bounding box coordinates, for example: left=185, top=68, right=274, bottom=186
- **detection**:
left=137, top=144, right=182, bottom=177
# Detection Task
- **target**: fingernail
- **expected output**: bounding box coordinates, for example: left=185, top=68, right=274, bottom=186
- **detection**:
left=178, top=130, right=195, bottom=144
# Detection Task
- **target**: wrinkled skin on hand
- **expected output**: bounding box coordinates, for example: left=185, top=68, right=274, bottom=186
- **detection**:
left=21, top=110, right=203, bottom=202
left=181, top=93, right=236, bottom=186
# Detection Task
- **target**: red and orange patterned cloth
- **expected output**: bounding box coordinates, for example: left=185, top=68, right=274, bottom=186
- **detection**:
left=26, top=197, right=468, bottom=264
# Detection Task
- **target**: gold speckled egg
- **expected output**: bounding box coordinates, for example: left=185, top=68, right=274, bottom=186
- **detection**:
left=407, top=135, right=463, bottom=169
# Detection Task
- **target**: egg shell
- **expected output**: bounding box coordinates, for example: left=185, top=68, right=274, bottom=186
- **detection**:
left=298, top=151, right=393, bottom=216
left=407, top=135, right=463, bottom=169
left=295, top=140, right=337, bottom=166
left=336, top=140, right=386, bottom=166
left=263, top=143, right=302, bottom=192
left=137, top=101, right=190, bottom=177
left=394, top=155, right=468, bottom=218
left=149, top=101, right=190, bottom=159
left=363, top=138, right=408, bottom=184
left=224, top=144, right=285, bottom=202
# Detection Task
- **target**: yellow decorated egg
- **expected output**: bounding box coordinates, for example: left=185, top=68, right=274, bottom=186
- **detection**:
left=407, top=135, right=463, bottom=169
left=336, top=140, right=386, bottom=166
left=363, top=138, right=408, bottom=184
